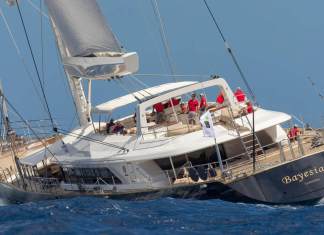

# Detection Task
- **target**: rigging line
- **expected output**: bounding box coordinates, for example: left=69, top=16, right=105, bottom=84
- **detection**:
left=203, top=0, right=257, bottom=103
left=0, top=92, right=56, bottom=158
left=15, top=0, right=56, bottom=131
left=39, top=0, right=45, bottom=86
left=131, top=75, right=149, bottom=88
left=137, top=1, right=169, bottom=75
left=113, top=79, right=141, bottom=102
left=53, top=43, right=81, bottom=127
left=307, top=76, right=324, bottom=101
left=26, top=0, right=49, bottom=19
left=0, top=6, right=48, bottom=114
left=122, top=78, right=151, bottom=99
left=119, top=78, right=148, bottom=99
left=128, top=76, right=153, bottom=97
left=67, top=110, right=78, bottom=131
left=8, top=118, right=61, bottom=123
left=134, top=73, right=210, bottom=78
left=57, top=128, right=128, bottom=152
left=11, top=124, right=60, bottom=130
left=150, top=0, right=177, bottom=82
left=125, top=77, right=150, bottom=97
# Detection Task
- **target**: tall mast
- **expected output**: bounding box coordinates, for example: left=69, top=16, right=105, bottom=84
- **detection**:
left=50, top=20, right=90, bottom=126
left=0, top=81, right=10, bottom=140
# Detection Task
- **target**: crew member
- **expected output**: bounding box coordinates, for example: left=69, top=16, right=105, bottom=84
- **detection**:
left=188, top=93, right=199, bottom=125
left=153, top=102, right=165, bottom=124
left=216, top=92, right=225, bottom=105
left=106, top=119, right=115, bottom=134
left=168, top=97, right=180, bottom=107
left=288, top=125, right=300, bottom=141
left=180, top=102, right=187, bottom=114
left=234, top=87, right=246, bottom=102
left=113, top=121, right=125, bottom=135
left=199, top=93, right=207, bottom=113
left=246, top=101, right=253, bottom=114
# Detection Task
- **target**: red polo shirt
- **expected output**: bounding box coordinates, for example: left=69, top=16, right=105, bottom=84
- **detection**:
left=216, top=93, right=224, bottom=104
left=234, top=89, right=245, bottom=102
left=153, top=102, right=164, bottom=113
left=188, top=99, right=199, bottom=112
left=200, top=96, right=207, bottom=109
left=168, top=98, right=180, bottom=107
left=246, top=102, right=253, bottom=113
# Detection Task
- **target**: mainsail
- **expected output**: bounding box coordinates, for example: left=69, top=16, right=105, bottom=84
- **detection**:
left=44, top=0, right=139, bottom=126
left=45, top=0, right=138, bottom=79
left=45, top=0, right=121, bottom=57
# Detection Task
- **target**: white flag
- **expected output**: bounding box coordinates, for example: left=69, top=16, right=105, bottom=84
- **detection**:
left=200, top=111, right=215, bottom=138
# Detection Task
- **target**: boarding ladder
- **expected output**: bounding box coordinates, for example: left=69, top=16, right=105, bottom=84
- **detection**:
left=240, top=111, right=265, bottom=156
left=227, top=106, right=265, bottom=159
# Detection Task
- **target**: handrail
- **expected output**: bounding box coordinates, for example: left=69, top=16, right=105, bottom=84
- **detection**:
left=160, top=134, right=320, bottom=185
left=0, top=131, right=320, bottom=193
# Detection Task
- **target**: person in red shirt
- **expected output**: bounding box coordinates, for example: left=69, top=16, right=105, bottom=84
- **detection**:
left=153, top=102, right=165, bottom=124
left=199, top=93, right=207, bottom=113
left=187, top=93, right=199, bottom=124
left=168, top=97, right=180, bottom=107
left=288, top=125, right=300, bottom=141
left=216, top=92, right=225, bottom=105
left=234, top=87, right=246, bottom=102
left=246, top=101, right=253, bottom=114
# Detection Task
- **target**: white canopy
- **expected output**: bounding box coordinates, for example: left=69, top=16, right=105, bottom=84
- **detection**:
left=92, top=81, right=197, bottom=113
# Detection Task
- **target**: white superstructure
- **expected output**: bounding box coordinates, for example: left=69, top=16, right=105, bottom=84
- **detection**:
left=16, top=0, right=293, bottom=195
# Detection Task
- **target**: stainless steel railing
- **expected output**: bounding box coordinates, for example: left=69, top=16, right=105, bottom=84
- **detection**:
left=159, top=134, right=320, bottom=186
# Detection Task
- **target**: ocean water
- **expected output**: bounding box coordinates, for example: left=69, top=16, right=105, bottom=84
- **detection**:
left=0, top=197, right=324, bottom=235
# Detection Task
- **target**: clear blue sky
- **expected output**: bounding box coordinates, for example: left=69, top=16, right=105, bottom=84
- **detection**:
left=0, top=0, right=323, bottom=131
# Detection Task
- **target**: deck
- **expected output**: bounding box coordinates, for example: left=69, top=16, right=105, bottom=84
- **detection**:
left=171, top=130, right=324, bottom=186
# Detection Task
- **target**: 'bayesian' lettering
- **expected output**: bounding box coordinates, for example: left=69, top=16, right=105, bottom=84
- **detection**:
left=281, top=166, right=324, bottom=184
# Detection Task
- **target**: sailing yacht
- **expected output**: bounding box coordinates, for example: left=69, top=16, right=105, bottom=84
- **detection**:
left=0, top=0, right=323, bottom=204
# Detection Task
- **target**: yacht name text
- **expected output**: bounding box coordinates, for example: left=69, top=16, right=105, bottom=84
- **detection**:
left=281, top=166, right=324, bottom=184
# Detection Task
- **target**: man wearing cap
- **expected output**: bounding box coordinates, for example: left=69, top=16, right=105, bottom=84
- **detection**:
left=188, top=93, right=199, bottom=125
left=199, top=93, right=207, bottom=114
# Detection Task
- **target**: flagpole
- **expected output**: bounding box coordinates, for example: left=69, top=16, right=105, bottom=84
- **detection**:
left=200, top=111, right=224, bottom=174
left=214, top=137, right=224, bottom=173
left=252, top=106, right=256, bottom=172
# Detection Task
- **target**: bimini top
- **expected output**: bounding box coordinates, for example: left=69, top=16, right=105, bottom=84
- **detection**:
left=92, top=81, right=197, bottom=113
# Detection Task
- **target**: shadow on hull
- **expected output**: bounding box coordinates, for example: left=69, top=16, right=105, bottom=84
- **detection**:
left=227, top=151, right=324, bottom=204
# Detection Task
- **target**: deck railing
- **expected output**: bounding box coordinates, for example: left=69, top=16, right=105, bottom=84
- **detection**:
left=0, top=131, right=322, bottom=193
left=160, top=133, right=323, bottom=186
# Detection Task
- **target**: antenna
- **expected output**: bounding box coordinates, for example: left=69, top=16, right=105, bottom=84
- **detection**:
left=307, top=76, right=324, bottom=102
left=307, top=76, right=324, bottom=128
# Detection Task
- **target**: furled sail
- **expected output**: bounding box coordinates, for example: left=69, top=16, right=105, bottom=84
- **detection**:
left=45, top=0, right=139, bottom=79
left=45, top=0, right=121, bottom=57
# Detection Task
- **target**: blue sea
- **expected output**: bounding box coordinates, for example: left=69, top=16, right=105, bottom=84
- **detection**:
left=0, top=197, right=324, bottom=235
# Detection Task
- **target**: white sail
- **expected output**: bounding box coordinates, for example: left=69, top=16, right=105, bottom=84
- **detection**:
left=45, top=0, right=121, bottom=57
left=44, top=0, right=139, bottom=125
left=45, top=0, right=138, bottom=79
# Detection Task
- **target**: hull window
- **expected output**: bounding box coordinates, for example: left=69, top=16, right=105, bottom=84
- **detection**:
left=63, top=167, right=121, bottom=185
